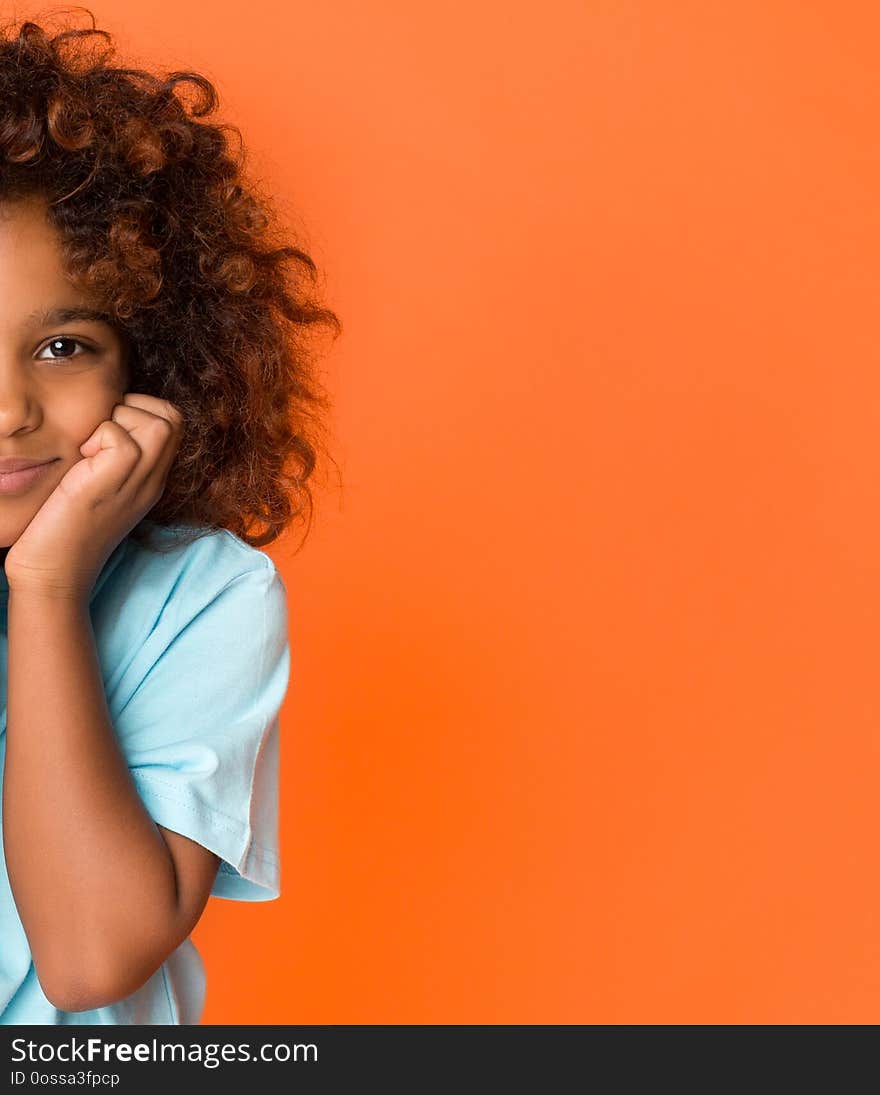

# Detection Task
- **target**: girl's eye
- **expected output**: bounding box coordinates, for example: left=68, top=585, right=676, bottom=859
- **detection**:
left=36, top=336, right=90, bottom=361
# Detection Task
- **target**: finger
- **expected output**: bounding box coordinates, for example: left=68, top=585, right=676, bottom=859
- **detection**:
left=109, top=403, right=182, bottom=480
left=78, top=419, right=142, bottom=490
left=121, top=392, right=185, bottom=430
left=115, top=395, right=185, bottom=461
left=111, top=402, right=179, bottom=444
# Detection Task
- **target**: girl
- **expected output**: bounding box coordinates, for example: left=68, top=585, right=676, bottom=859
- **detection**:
left=0, top=10, right=339, bottom=1024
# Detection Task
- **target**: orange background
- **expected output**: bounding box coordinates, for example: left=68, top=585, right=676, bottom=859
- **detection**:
left=8, top=1, right=880, bottom=1022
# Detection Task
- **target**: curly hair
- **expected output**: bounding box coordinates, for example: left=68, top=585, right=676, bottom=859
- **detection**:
left=0, top=8, right=341, bottom=554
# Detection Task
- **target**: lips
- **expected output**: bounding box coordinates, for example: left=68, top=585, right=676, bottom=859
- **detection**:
left=0, top=458, right=55, bottom=473
left=0, top=459, right=58, bottom=495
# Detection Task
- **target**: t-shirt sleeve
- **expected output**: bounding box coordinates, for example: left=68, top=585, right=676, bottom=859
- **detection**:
left=115, top=561, right=290, bottom=902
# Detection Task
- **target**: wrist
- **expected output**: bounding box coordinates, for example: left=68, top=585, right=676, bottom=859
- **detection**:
left=7, top=583, right=91, bottom=610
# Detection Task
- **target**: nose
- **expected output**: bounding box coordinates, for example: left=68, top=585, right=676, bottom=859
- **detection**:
left=0, top=359, right=39, bottom=437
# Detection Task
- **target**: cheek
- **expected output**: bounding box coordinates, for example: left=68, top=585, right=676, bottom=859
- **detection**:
left=68, top=387, right=119, bottom=424
left=55, top=397, right=118, bottom=450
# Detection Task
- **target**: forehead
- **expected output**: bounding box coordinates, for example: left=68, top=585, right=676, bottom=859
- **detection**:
left=0, top=196, right=62, bottom=254
left=0, top=192, right=54, bottom=228
left=0, top=199, right=106, bottom=317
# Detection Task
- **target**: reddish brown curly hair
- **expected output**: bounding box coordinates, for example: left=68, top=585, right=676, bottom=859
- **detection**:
left=0, top=8, right=341, bottom=553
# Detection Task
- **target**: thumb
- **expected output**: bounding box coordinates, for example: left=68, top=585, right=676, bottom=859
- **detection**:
left=79, top=428, right=103, bottom=457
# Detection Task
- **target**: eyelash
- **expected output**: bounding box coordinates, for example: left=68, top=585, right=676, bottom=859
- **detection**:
left=36, top=336, right=94, bottom=362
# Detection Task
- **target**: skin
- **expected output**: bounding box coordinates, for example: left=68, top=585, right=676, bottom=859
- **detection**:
left=0, top=196, right=221, bottom=1012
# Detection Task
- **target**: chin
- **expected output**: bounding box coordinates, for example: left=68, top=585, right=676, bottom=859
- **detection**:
left=0, top=521, right=29, bottom=549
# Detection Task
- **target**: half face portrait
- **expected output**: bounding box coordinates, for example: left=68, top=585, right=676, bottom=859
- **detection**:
left=0, top=196, right=129, bottom=548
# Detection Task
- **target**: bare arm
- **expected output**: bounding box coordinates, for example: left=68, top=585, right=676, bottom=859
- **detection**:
left=2, top=590, right=220, bottom=1013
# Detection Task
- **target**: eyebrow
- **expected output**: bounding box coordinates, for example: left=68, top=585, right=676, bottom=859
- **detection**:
left=27, top=307, right=115, bottom=328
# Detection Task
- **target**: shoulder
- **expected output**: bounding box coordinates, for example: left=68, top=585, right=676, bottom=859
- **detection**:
left=94, top=525, right=287, bottom=644
left=122, top=525, right=281, bottom=594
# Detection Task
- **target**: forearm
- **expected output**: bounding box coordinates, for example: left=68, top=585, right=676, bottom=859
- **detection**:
left=2, top=591, right=179, bottom=1005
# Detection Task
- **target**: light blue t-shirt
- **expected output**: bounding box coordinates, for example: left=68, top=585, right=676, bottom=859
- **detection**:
left=0, top=524, right=290, bottom=1024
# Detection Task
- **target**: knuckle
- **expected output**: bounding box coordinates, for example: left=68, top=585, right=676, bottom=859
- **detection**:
left=152, top=416, right=174, bottom=437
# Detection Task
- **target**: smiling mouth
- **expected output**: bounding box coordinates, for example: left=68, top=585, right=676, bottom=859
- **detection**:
left=0, top=458, right=59, bottom=494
